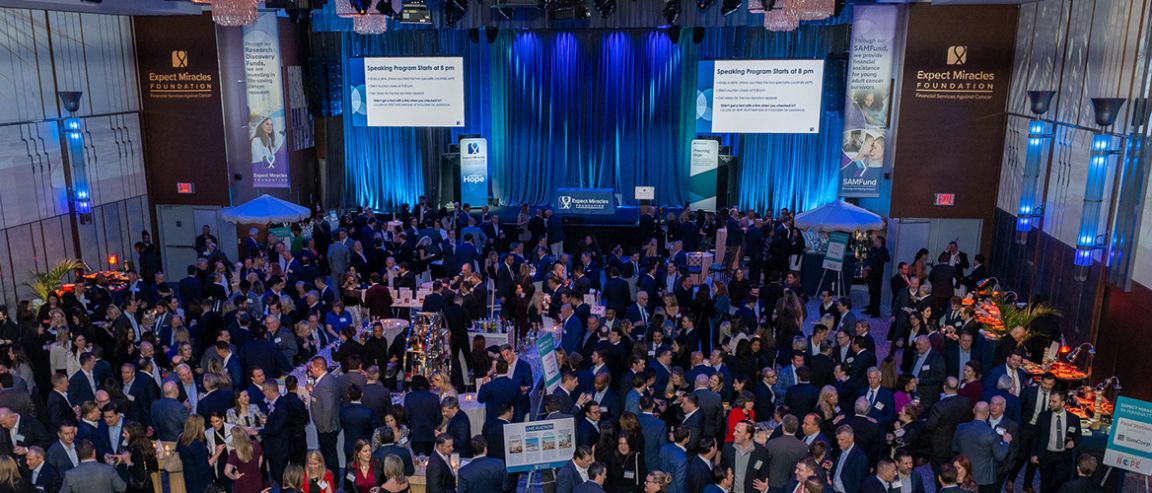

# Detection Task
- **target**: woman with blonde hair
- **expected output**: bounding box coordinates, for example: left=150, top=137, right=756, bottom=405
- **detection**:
left=279, top=463, right=305, bottom=493
left=225, top=427, right=264, bottom=493
left=0, top=455, right=24, bottom=493
left=303, top=450, right=335, bottom=493
left=379, top=454, right=410, bottom=493
left=177, top=415, right=212, bottom=493
left=815, top=385, right=841, bottom=433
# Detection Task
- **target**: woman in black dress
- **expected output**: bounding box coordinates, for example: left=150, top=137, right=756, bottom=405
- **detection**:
left=120, top=422, right=159, bottom=493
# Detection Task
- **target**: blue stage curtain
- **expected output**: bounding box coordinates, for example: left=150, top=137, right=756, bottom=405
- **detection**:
left=341, top=30, right=491, bottom=209
left=488, top=29, right=690, bottom=206
left=691, top=27, right=848, bottom=213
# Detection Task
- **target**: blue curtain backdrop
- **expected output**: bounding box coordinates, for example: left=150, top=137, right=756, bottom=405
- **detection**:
left=339, top=21, right=849, bottom=211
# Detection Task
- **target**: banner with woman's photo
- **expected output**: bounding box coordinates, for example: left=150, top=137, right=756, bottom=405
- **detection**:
left=244, top=12, right=290, bottom=188
left=840, top=5, right=898, bottom=198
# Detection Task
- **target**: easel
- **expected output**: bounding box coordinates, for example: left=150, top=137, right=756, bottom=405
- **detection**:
left=816, top=267, right=846, bottom=299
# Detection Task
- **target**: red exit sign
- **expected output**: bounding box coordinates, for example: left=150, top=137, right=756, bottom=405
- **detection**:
left=934, top=193, right=955, bottom=206
left=177, top=182, right=195, bottom=194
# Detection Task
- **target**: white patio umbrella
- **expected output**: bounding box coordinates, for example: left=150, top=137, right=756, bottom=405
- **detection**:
left=794, top=199, right=884, bottom=233
left=220, top=194, right=311, bottom=224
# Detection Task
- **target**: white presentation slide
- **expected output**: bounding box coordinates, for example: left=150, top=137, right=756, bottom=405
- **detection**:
left=709, top=59, right=824, bottom=133
left=361, top=57, right=464, bottom=127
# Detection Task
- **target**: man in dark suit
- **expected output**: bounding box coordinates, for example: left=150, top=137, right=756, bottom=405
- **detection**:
left=479, top=359, right=520, bottom=424
left=953, top=401, right=1012, bottom=493
left=721, top=421, right=770, bottom=493
left=443, top=396, right=473, bottom=458
left=602, top=267, right=631, bottom=315
left=501, top=345, right=534, bottom=422
left=557, top=446, right=595, bottom=493
left=835, top=298, right=857, bottom=334
left=195, top=373, right=234, bottom=419
left=1033, top=390, right=1081, bottom=493
left=945, top=331, right=986, bottom=381
left=405, top=376, right=443, bottom=456
left=483, top=403, right=513, bottom=462
left=782, top=367, right=820, bottom=419
left=890, top=262, right=912, bottom=300
left=625, top=291, right=652, bottom=330
left=964, top=254, right=990, bottom=292
left=838, top=397, right=883, bottom=464
left=427, top=434, right=458, bottom=493
left=459, top=435, right=514, bottom=493
left=860, top=459, right=900, bottom=493
left=753, top=368, right=778, bottom=422
left=0, top=408, right=51, bottom=465
left=259, top=382, right=292, bottom=486
left=984, top=351, right=1027, bottom=398
left=339, top=385, right=375, bottom=462
left=910, top=336, right=947, bottom=410
left=67, top=353, right=100, bottom=405
left=576, top=401, right=603, bottom=449
left=25, top=446, right=63, bottom=493
left=638, top=397, right=667, bottom=472
left=830, top=425, right=869, bottom=493
left=372, top=425, right=415, bottom=476
left=692, top=375, right=724, bottom=442
left=46, top=374, right=77, bottom=432
left=45, top=425, right=80, bottom=473
left=150, top=381, right=188, bottom=443
left=848, top=337, right=877, bottom=388
left=687, top=438, right=718, bottom=493
left=659, top=430, right=690, bottom=493
left=177, top=265, right=203, bottom=308
left=895, top=452, right=925, bottom=493
left=858, top=367, right=896, bottom=428
left=926, top=378, right=974, bottom=472
left=119, top=363, right=159, bottom=427
left=801, top=413, right=832, bottom=449
left=1057, top=455, right=1103, bottom=493
left=1012, top=373, right=1058, bottom=493
left=988, top=395, right=1021, bottom=491
left=765, top=415, right=811, bottom=492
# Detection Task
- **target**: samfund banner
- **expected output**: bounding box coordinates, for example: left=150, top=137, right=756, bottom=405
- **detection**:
left=243, top=12, right=290, bottom=188
left=839, top=5, right=898, bottom=198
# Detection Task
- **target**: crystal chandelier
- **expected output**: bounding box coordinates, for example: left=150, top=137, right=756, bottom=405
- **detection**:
left=353, top=14, right=389, bottom=34
left=212, top=0, right=258, bottom=26
left=786, top=0, right=832, bottom=21
left=763, top=1, right=798, bottom=31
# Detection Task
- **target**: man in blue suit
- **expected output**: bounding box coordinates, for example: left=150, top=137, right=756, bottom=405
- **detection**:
left=602, top=267, right=631, bottom=315
left=501, top=345, right=533, bottom=422
left=860, top=459, right=900, bottom=493
left=405, top=376, right=443, bottom=456
left=150, top=381, right=188, bottom=442
left=478, top=359, right=520, bottom=424
left=483, top=403, right=514, bottom=462
left=625, top=292, right=651, bottom=330
left=556, top=446, right=595, bottom=493
left=895, top=452, right=926, bottom=493
left=340, top=385, right=375, bottom=462
left=703, top=464, right=734, bottom=493
left=831, top=425, right=868, bottom=493
left=260, top=382, right=294, bottom=484
left=688, top=438, right=718, bottom=493
left=458, top=435, right=514, bottom=493
left=983, top=351, right=1027, bottom=398
left=858, top=367, right=897, bottom=428
left=442, top=395, right=473, bottom=458
left=25, top=446, right=63, bottom=493
left=67, top=354, right=99, bottom=405
left=638, top=397, right=667, bottom=472
left=659, top=428, right=691, bottom=493
left=195, top=374, right=234, bottom=419
left=119, top=363, right=158, bottom=427
left=371, top=425, right=415, bottom=476
left=559, top=303, right=585, bottom=356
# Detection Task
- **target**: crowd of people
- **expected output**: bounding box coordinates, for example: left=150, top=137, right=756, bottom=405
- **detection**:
left=0, top=197, right=1090, bottom=493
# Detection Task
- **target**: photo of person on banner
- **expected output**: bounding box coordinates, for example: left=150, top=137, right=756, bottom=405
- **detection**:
left=853, top=90, right=889, bottom=127
left=250, top=115, right=283, bottom=168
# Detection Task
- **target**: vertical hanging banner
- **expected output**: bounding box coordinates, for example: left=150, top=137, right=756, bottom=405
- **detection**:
left=244, top=13, right=290, bottom=188
left=690, top=139, right=720, bottom=211
left=840, top=5, right=898, bottom=198
left=459, top=137, right=488, bottom=207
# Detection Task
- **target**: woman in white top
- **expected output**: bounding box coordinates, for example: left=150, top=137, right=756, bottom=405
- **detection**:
left=226, top=389, right=266, bottom=435
left=49, top=327, right=72, bottom=375
left=65, top=333, right=88, bottom=377
left=250, top=117, right=280, bottom=168
left=205, top=411, right=236, bottom=483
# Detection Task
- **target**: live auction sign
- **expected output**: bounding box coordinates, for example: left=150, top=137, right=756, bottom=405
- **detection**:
left=504, top=418, right=576, bottom=473
left=554, top=188, right=615, bottom=215
left=1105, top=396, right=1152, bottom=475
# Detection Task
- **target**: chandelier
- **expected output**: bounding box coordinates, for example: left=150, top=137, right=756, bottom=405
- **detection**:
left=212, top=0, right=258, bottom=26
left=353, top=14, right=389, bottom=34
left=786, top=0, right=832, bottom=21
left=763, top=1, right=799, bottom=31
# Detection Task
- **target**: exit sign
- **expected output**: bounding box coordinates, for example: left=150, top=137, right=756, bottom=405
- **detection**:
left=935, top=193, right=955, bottom=206
left=177, top=182, right=195, bottom=194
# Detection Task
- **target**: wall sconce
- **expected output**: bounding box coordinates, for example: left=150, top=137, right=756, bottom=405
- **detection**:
left=58, top=91, right=92, bottom=224
left=1016, top=90, right=1056, bottom=244
left=1073, top=97, right=1125, bottom=282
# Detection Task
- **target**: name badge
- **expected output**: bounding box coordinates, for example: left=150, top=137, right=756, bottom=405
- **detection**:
left=834, top=406, right=841, bottom=413
left=274, top=337, right=282, bottom=343
left=875, top=402, right=884, bottom=410
left=892, top=481, right=903, bottom=489
left=754, top=460, right=763, bottom=470
left=125, top=394, right=135, bottom=402
left=624, top=471, right=635, bottom=479
left=1068, top=426, right=1076, bottom=433
left=846, top=357, right=855, bottom=364
left=346, top=472, right=356, bottom=482
left=14, top=434, right=24, bottom=442
left=922, top=365, right=930, bottom=371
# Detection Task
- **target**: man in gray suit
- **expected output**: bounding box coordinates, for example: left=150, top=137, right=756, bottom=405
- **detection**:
left=953, top=401, right=1012, bottom=493
left=765, top=415, right=811, bottom=492
left=60, top=439, right=125, bottom=493
left=327, top=229, right=352, bottom=286
left=308, top=356, right=343, bottom=475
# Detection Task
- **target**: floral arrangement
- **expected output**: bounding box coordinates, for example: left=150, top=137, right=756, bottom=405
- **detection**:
left=967, top=292, right=1061, bottom=340
left=25, top=258, right=86, bottom=308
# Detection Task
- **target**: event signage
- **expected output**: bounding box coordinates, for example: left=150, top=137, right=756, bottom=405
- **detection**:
left=243, top=12, right=290, bottom=188
left=690, top=139, right=720, bottom=211
left=889, top=5, right=1016, bottom=217
left=504, top=418, right=576, bottom=473
left=554, top=188, right=615, bottom=215
left=696, top=59, right=824, bottom=134
left=459, top=137, right=488, bottom=207
left=840, top=4, right=898, bottom=198
left=348, top=57, right=465, bottom=127
left=1105, top=396, right=1152, bottom=475
left=537, top=332, right=562, bottom=393
left=822, top=232, right=850, bottom=272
